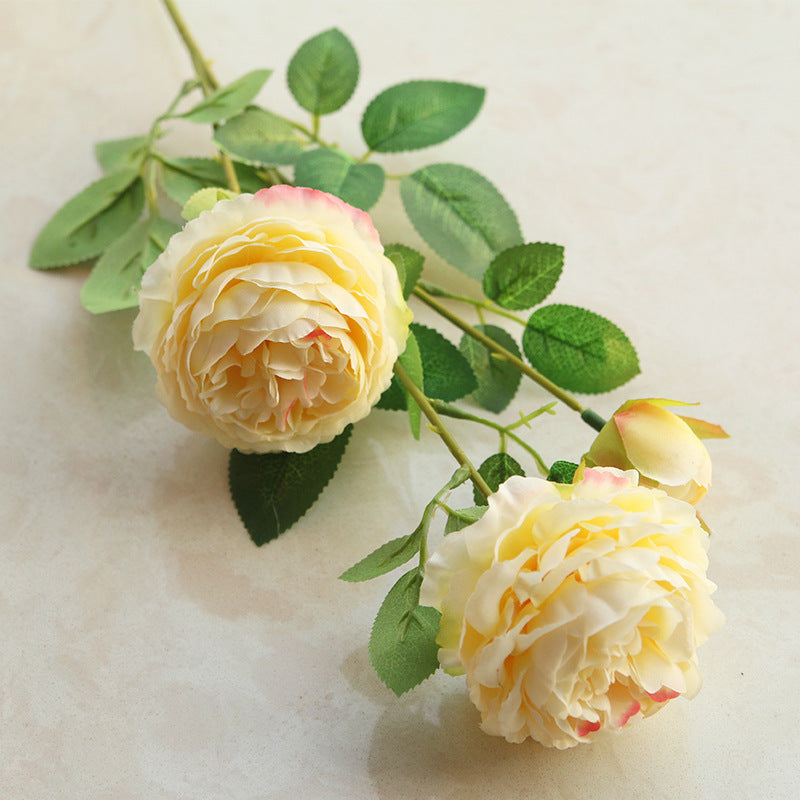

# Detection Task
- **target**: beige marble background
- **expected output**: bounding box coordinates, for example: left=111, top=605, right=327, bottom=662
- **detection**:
left=1, top=0, right=798, bottom=797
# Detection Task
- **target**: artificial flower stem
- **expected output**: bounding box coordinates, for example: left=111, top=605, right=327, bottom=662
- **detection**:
left=160, top=0, right=241, bottom=194
left=161, top=0, right=215, bottom=93
left=430, top=400, right=550, bottom=477
left=413, top=286, right=608, bottom=428
left=417, top=280, right=528, bottom=326
left=394, top=362, right=492, bottom=499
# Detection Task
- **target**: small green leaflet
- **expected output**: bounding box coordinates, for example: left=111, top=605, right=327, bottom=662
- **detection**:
left=95, top=136, right=149, bottom=173
left=400, top=164, right=522, bottom=280
left=411, top=323, right=477, bottom=402
left=369, top=569, right=441, bottom=696
left=340, top=534, right=420, bottom=582
left=342, top=465, right=469, bottom=581
left=444, top=504, right=486, bottom=534
left=474, top=452, right=525, bottom=505
left=293, top=148, right=384, bottom=210
left=361, top=80, right=485, bottom=153
left=80, top=217, right=180, bottom=314
left=29, top=169, right=145, bottom=269
left=459, top=324, right=522, bottom=413
left=287, top=28, right=359, bottom=115
left=384, top=243, right=424, bottom=299
left=396, top=332, right=424, bottom=439
left=158, top=156, right=265, bottom=206
left=213, top=107, right=305, bottom=166
left=181, top=187, right=237, bottom=221
left=483, top=242, right=564, bottom=311
left=180, top=70, right=272, bottom=124
left=522, top=304, right=640, bottom=394
left=548, top=460, right=579, bottom=484
left=229, top=426, right=352, bottom=546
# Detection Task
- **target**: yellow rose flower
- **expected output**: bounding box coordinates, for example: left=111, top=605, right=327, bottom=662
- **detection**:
left=133, top=186, right=411, bottom=453
left=582, top=398, right=729, bottom=504
left=420, top=467, right=723, bottom=749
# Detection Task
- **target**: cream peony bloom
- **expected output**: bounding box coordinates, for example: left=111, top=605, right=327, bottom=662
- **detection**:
left=420, top=467, right=723, bottom=749
left=582, top=398, right=728, bottom=504
left=133, top=186, right=411, bottom=452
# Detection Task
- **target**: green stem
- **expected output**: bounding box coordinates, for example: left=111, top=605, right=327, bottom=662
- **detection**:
left=160, top=0, right=241, bottom=194
left=394, top=362, right=492, bottom=499
left=413, top=285, right=594, bottom=417
left=431, top=400, right=550, bottom=476
left=418, top=280, right=528, bottom=326
left=161, top=0, right=216, bottom=93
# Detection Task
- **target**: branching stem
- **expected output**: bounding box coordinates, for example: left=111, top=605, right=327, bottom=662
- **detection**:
left=394, top=362, right=492, bottom=499
left=160, top=0, right=241, bottom=194
left=413, top=286, right=608, bottom=429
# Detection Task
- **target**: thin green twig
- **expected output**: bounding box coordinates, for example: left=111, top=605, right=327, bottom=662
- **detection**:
left=394, top=362, right=492, bottom=499
left=431, top=400, right=551, bottom=476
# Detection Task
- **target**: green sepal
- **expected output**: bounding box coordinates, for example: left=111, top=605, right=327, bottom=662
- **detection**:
left=293, top=148, right=384, bottom=210
left=459, top=324, right=522, bottom=413
left=180, top=70, right=272, bottom=124
left=79, top=216, right=180, bottom=313
left=95, top=136, right=149, bottom=173
left=287, top=28, right=359, bottom=115
left=369, top=569, right=441, bottom=696
left=30, top=169, right=145, bottom=269
left=400, top=164, right=522, bottom=279
left=384, top=243, right=424, bottom=299
left=411, top=322, right=477, bottom=402
left=548, top=460, right=579, bottom=484
left=158, top=156, right=266, bottom=207
left=474, top=452, right=525, bottom=505
left=482, top=242, right=564, bottom=310
left=444, top=505, right=486, bottom=534
left=213, top=107, right=305, bottom=166
left=522, top=304, right=640, bottom=394
left=361, top=80, right=485, bottom=153
left=228, top=426, right=352, bottom=546
left=397, top=332, right=423, bottom=439
left=181, top=187, right=238, bottom=221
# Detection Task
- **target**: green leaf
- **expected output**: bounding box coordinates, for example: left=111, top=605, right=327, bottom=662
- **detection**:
left=548, top=460, right=578, bottom=484
left=375, top=377, right=406, bottom=411
left=397, top=332, right=423, bottom=439
left=400, top=164, right=522, bottom=280
left=384, top=243, right=424, bottom=300
left=361, top=81, right=485, bottom=153
left=444, top=505, right=486, bottom=534
left=159, top=156, right=265, bottom=206
left=474, top=452, right=525, bottom=505
left=369, top=569, right=441, bottom=696
left=95, top=136, right=148, bottom=173
left=79, top=217, right=180, bottom=314
left=213, top=107, right=304, bottom=166
left=340, top=534, right=419, bottom=582
left=229, top=426, right=352, bottom=546
left=180, top=69, right=272, bottom=123
left=293, top=148, right=384, bottom=210
left=287, top=28, right=359, bottom=115
left=411, top=323, right=477, bottom=402
left=522, top=304, right=640, bottom=394
left=459, top=324, right=522, bottom=413
left=483, top=242, right=564, bottom=311
left=29, top=169, right=145, bottom=269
